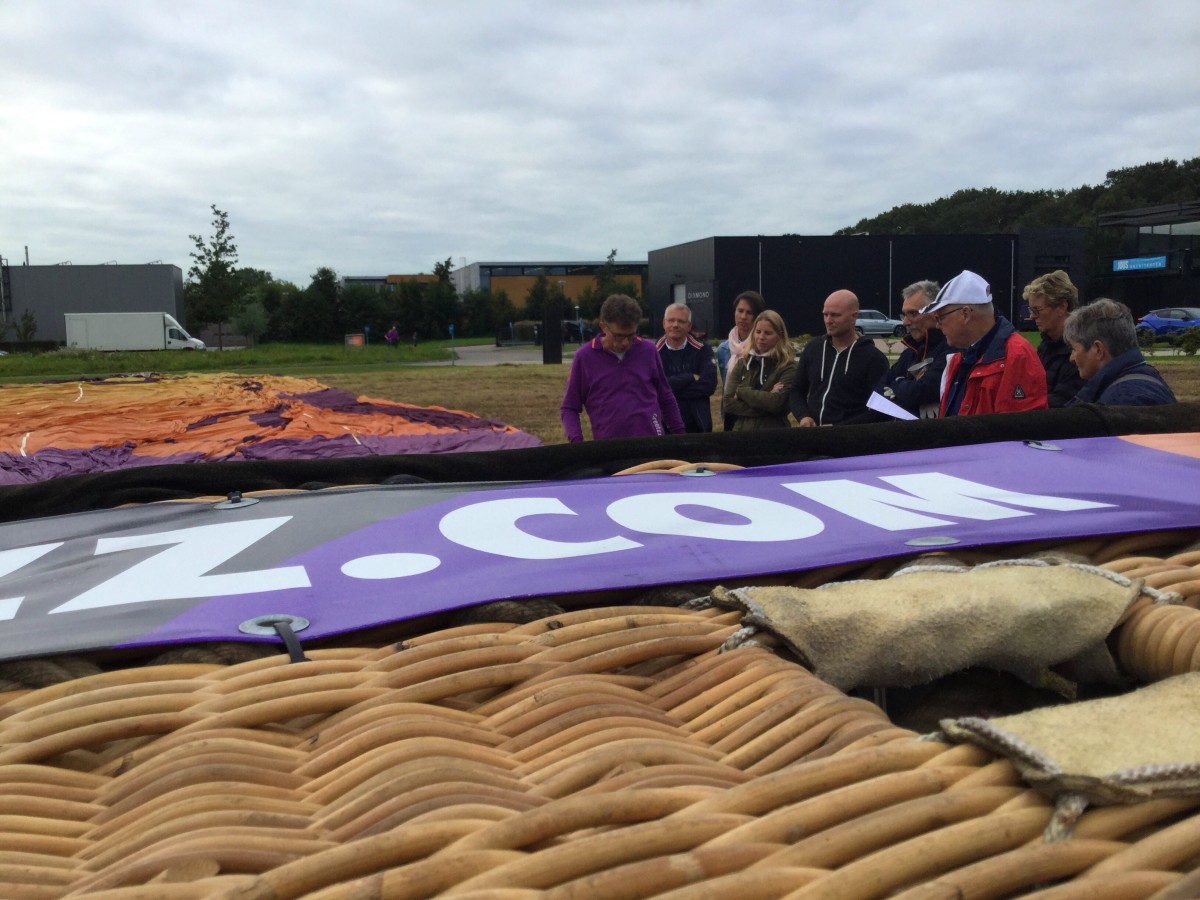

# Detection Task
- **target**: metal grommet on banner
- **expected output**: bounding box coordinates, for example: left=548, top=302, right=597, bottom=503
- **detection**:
left=1024, top=440, right=1062, bottom=452
left=905, top=535, right=960, bottom=548
left=679, top=466, right=717, bottom=477
left=214, top=490, right=260, bottom=510
left=239, top=614, right=312, bottom=663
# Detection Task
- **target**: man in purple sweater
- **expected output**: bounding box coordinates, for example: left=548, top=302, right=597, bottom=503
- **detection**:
left=561, top=294, right=685, bottom=442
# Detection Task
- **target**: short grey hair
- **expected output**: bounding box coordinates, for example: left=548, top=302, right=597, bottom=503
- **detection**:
left=664, top=303, right=692, bottom=322
left=1064, top=298, right=1137, bottom=357
left=901, top=280, right=940, bottom=304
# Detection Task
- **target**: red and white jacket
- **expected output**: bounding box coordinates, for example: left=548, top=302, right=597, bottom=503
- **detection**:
left=939, top=319, right=1048, bottom=417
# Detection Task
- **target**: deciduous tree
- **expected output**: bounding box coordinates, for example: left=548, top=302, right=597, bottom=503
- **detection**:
left=186, top=205, right=243, bottom=347
left=232, top=301, right=269, bottom=347
left=424, top=258, right=459, bottom=340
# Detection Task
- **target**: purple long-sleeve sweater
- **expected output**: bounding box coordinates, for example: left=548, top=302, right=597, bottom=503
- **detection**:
left=560, top=335, right=685, bottom=442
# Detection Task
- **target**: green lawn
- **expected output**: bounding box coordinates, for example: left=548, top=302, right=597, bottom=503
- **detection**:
left=0, top=340, right=474, bottom=381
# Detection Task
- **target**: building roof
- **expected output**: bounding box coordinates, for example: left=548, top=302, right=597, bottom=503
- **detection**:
left=1098, top=200, right=1200, bottom=228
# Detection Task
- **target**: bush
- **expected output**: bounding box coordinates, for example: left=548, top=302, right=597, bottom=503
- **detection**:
left=14, top=309, right=37, bottom=345
left=1136, top=328, right=1156, bottom=348
left=1179, top=327, right=1200, bottom=356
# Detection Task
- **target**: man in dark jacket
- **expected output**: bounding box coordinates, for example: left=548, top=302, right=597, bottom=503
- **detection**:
left=1024, top=270, right=1083, bottom=407
left=656, top=303, right=717, bottom=432
left=1065, top=298, right=1176, bottom=407
left=790, top=290, right=887, bottom=426
left=875, top=280, right=949, bottom=419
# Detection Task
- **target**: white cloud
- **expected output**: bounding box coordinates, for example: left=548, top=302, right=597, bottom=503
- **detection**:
left=1, top=0, right=1197, bottom=284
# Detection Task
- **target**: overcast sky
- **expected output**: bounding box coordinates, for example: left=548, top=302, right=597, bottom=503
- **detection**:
left=3, top=1, right=1197, bottom=287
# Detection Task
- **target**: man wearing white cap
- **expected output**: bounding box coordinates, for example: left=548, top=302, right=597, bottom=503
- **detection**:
left=920, top=270, right=1047, bottom=417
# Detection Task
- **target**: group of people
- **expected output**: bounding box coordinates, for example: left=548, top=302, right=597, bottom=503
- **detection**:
left=558, top=270, right=1176, bottom=442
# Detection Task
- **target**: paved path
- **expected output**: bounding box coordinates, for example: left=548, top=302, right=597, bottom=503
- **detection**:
left=439, top=338, right=898, bottom=366
left=419, top=343, right=577, bottom=366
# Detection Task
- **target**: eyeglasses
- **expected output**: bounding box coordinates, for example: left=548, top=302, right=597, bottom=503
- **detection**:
left=604, top=327, right=638, bottom=340
left=1027, top=305, right=1046, bottom=318
left=932, top=306, right=969, bottom=326
left=900, top=309, right=922, bottom=321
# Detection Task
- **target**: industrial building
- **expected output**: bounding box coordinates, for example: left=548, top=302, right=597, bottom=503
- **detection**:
left=1093, top=201, right=1200, bottom=312
left=341, top=274, right=439, bottom=292
left=646, top=229, right=1087, bottom=341
left=451, top=260, right=646, bottom=308
left=0, top=263, right=186, bottom=344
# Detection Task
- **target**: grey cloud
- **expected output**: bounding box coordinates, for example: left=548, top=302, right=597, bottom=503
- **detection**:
left=1, top=0, right=1198, bottom=284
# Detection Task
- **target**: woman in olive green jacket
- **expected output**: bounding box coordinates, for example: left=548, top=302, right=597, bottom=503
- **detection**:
left=723, top=310, right=797, bottom=430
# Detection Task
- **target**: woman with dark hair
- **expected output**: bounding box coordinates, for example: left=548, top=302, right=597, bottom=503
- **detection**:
left=723, top=310, right=797, bottom=430
left=716, top=290, right=767, bottom=430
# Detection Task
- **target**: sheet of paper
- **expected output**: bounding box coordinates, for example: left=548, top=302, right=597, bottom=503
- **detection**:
left=867, top=390, right=918, bottom=420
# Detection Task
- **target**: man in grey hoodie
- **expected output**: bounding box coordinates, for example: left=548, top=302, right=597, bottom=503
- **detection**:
left=789, top=290, right=888, bottom=426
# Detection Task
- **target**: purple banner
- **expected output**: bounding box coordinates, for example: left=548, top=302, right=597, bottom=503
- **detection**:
left=1, top=435, right=1198, bottom=661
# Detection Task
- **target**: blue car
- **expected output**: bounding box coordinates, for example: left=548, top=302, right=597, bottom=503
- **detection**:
left=1136, top=307, right=1200, bottom=342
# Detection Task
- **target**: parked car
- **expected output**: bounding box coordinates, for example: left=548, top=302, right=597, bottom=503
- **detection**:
left=855, top=309, right=905, bottom=337
left=1136, top=308, right=1200, bottom=342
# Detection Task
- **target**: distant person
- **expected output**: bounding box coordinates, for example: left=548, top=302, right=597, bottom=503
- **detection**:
left=920, top=270, right=1047, bottom=417
left=385, top=324, right=399, bottom=348
left=1064, top=298, right=1176, bottom=406
left=717, top=290, right=767, bottom=430
left=789, top=290, right=887, bottom=426
left=875, top=280, right=949, bottom=418
left=656, top=303, right=717, bottom=432
left=561, top=294, right=685, bottom=442
left=724, top=310, right=797, bottom=430
left=1024, top=270, right=1083, bottom=407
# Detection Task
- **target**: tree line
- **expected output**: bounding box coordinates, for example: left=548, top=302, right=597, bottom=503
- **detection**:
left=185, top=207, right=642, bottom=346
left=188, top=159, right=1195, bottom=343
left=834, top=156, right=1200, bottom=269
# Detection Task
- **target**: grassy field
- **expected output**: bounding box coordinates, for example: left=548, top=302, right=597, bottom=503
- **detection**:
left=0, top=341, right=451, bottom=380
left=3, top=340, right=1198, bottom=447
left=330, top=357, right=1200, bottom=446
left=331, top=364, right=575, bottom=444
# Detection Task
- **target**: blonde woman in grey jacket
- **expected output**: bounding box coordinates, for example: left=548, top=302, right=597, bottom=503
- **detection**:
left=723, top=310, right=797, bottom=430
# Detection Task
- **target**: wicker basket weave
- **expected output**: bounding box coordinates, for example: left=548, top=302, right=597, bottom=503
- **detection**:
left=1, top=529, right=1199, bottom=899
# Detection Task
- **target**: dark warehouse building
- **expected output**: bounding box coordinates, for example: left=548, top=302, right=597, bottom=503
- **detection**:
left=1092, top=201, right=1200, bottom=316
left=647, top=229, right=1087, bottom=340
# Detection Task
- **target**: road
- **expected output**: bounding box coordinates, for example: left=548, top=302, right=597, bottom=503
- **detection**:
left=436, top=336, right=1187, bottom=366
left=440, top=338, right=897, bottom=366
left=429, top=343, right=578, bottom=366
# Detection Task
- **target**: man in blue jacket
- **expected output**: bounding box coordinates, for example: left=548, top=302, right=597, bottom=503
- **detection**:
left=1065, top=298, right=1176, bottom=407
left=656, top=303, right=717, bottom=432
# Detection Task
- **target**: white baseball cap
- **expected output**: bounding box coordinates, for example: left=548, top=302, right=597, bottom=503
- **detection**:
left=920, top=270, right=992, bottom=315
